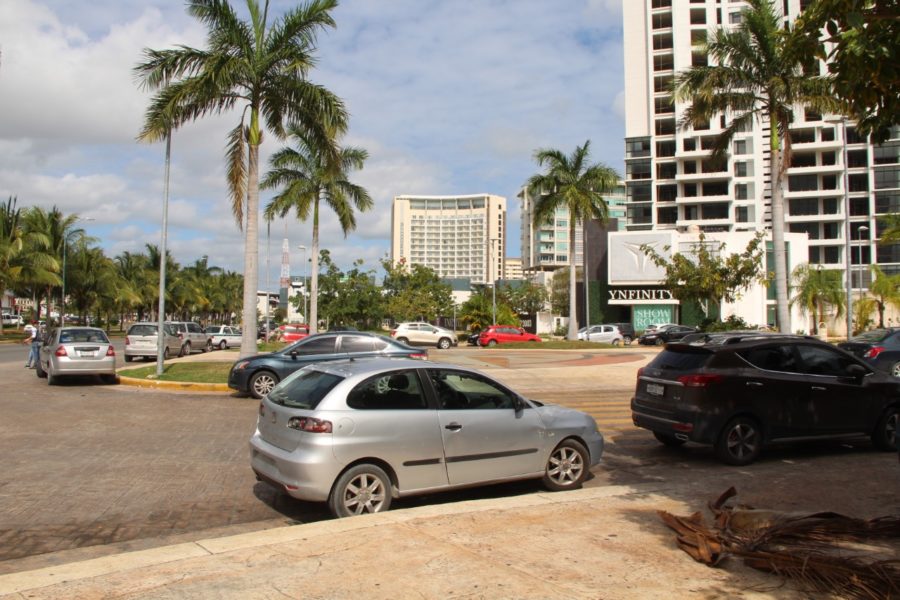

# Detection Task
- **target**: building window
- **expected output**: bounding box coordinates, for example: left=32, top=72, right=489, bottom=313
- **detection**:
left=821, top=151, right=837, bottom=166
left=691, top=51, right=708, bottom=67
left=656, top=140, right=676, bottom=157
left=653, top=54, right=674, bottom=72
left=652, top=12, right=673, bottom=29
left=823, top=198, right=840, bottom=214
left=657, top=162, right=677, bottom=179
left=690, top=9, right=706, bottom=24
left=657, top=207, right=677, bottom=224
left=873, top=144, right=899, bottom=165
left=683, top=138, right=697, bottom=152
left=651, top=0, right=671, bottom=8
left=849, top=173, right=869, bottom=192
left=820, top=127, right=835, bottom=142
left=875, top=168, right=900, bottom=190
left=790, top=129, right=815, bottom=144
left=733, top=139, right=749, bottom=155
left=702, top=181, right=728, bottom=196
left=788, top=174, right=818, bottom=192
left=683, top=161, right=698, bottom=174
left=657, top=184, right=677, bottom=202
left=626, top=161, right=651, bottom=180
left=683, top=183, right=698, bottom=197
left=654, top=96, right=674, bottom=114
left=625, top=138, right=651, bottom=158
left=846, top=127, right=867, bottom=144
left=653, top=33, right=674, bottom=50
left=702, top=158, right=727, bottom=173
left=729, top=11, right=743, bottom=24
left=736, top=206, right=751, bottom=222
left=875, top=192, right=900, bottom=214
left=656, top=119, right=676, bottom=135
left=734, top=161, right=748, bottom=177
left=654, top=75, right=674, bottom=93
left=822, top=222, right=840, bottom=239
left=789, top=198, right=818, bottom=216
left=627, top=183, right=652, bottom=202
left=702, top=204, right=728, bottom=219
left=792, top=152, right=816, bottom=168
left=848, top=149, right=869, bottom=168
left=735, top=183, right=749, bottom=200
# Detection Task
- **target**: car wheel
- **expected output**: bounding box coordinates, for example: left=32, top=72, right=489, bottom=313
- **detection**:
left=124, top=355, right=133, bottom=363
left=219, top=340, right=227, bottom=350
left=35, top=360, right=47, bottom=379
left=437, top=337, right=451, bottom=350
left=542, top=439, right=589, bottom=491
left=249, top=371, right=279, bottom=399
left=655, top=338, right=665, bottom=346
left=715, top=416, right=762, bottom=465
left=396, top=337, right=409, bottom=344
left=47, top=365, right=59, bottom=386
left=163, top=347, right=170, bottom=360
left=624, top=336, right=633, bottom=345
left=871, top=406, right=898, bottom=451
left=101, top=374, right=118, bottom=385
left=487, top=339, right=498, bottom=347
left=653, top=431, right=686, bottom=447
left=612, top=338, right=621, bottom=347
left=204, top=339, right=212, bottom=353
left=180, top=342, right=190, bottom=356
left=328, top=464, right=392, bottom=518
left=891, top=362, right=900, bottom=378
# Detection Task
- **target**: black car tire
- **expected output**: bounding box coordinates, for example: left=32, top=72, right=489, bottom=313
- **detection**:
left=328, top=464, right=392, bottom=518
left=35, top=360, right=47, bottom=378
left=163, top=347, right=170, bottom=360
left=249, top=370, right=279, bottom=399
left=871, top=406, right=898, bottom=451
left=101, top=374, right=118, bottom=385
left=542, top=439, right=590, bottom=491
left=396, top=337, right=409, bottom=344
left=715, top=416, right=762, bottom=465
left=219, top=340, right=227, bottom=350
left=653, top=431, right=686, bottom=447
left=655, top=338, right=665, bottom=346
left=437, top=337, right=451, bottom=350
left=204, top=339, right=212, bottom=353
left=124, top=355, right=133, bottom=363
left=612, top=338, right=621, bottom=347
left=623, top=336, right=633, bottom=345
left=180, top=342, right=190, bottom=357
left=487, top=339, right=498, bottom=347
left=47, top=365, right=59, bottom=386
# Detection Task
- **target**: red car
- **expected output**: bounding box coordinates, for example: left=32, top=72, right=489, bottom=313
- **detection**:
left=277, top=324, right=310, bottom=342
left=478, top=325, right=542, bottom=347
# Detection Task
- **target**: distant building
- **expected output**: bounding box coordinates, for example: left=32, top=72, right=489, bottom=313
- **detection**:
left=391, top=194, right=506, bottom=284
left=503, top=257, right=524, bottom=281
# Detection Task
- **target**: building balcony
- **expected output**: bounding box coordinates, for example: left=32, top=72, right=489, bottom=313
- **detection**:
left=675, top=171, right=730, bottom=182
left=676, top=194, right=731, bottom=204
left=783, top=188, right=844, bottom=199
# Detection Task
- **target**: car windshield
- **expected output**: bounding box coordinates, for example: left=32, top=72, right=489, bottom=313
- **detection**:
left=267, top=368, right=344, bottom=409
left=853, top=329, right=892, bottom=343
left=60, top=329, right=109, bottom=344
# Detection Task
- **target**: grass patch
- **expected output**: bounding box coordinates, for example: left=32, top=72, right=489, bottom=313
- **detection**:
left=118, top=362, right=232, bottom=383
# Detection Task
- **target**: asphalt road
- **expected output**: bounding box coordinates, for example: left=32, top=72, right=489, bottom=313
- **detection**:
left=0, top=342, right=897, bottom=575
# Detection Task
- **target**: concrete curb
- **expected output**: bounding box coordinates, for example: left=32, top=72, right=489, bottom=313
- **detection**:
left=116, top=375, right=231, bottom=393
left=0, top=483, right=661, bottom=596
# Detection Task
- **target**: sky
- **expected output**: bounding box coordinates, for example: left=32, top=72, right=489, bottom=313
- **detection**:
left=0, top=0, right=626, bottom=291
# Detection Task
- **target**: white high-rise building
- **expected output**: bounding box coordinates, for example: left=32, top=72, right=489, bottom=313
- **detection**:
left=391, top=194, right=506, bottom=284
left=623, top=0, right=899, bottom=297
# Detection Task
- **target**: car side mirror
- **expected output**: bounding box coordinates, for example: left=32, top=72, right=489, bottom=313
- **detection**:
left=513, top=396, right=526, bottom=412
left=845, top=363, right=868, bottom=378
left=290, top=350, right=298, bottom=360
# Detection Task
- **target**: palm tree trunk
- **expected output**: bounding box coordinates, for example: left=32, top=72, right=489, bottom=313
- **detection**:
left=240, top=142, right=260, bottom=358
left=771, top=136, right=791, bottom=333
left=309, top=192, right=321, bottom=335
left=567, top=223, right=578, bottom=340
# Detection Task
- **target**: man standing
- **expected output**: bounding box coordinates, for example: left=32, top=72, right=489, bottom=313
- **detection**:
left=23, top=320, right=42, bottom=368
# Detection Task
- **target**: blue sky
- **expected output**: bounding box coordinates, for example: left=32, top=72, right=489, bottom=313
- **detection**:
left=0, top=0, right=625, bottom=290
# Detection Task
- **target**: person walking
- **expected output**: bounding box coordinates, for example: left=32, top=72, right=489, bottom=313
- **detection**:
left=23, top=320, right=42, bottom=368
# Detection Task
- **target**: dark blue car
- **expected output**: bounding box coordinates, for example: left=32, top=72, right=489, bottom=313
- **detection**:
left=838, top=328, right=900, bottom=378
left=229, top=332, right=428, bottom=398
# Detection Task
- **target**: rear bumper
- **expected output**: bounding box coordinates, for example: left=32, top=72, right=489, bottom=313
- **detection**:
left=249, top=430, right=340, bottom=502
left=50, top=356, right=116, bottom=376
left=631, top=397, right=718, bottom=444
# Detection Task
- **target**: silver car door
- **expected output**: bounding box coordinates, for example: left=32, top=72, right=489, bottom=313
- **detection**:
left=428, top=368, right=545, bottom=486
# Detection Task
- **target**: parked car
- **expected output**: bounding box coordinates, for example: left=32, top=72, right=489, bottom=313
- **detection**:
left=124, top=322, right=182, bottom=361
left=35, top=326, right=117, bottom=385
left=612, top=323, right=636, bottom=345
left=643, top=323, right=677, bottom=333
left=390, top=322, right=458, bottom=349
left=631, top=333, right=899, bottom=465
left=258, top=319, right=278, bottom=340
left=467, top=331, right=482, bottom=346
left=478, top=325, right=542, bottom=347
left=167, top=321, right=212, bottom=354
left=577, top=324, right=625, bottom=346
left=205, top=325, right=242, bottom=350
left=275, top=324, right=310, bottom=343
left=250, top=357, right=604, bottom=517
left=1, top=312, right=23, bottom=326
left=638, top=325, right=698, bottom=346
left=229, top=332, right=428, bottom=399
left=837, top=328, right=900, bottom=377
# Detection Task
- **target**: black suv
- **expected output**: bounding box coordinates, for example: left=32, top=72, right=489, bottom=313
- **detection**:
left=631, top=333, right=899, bottom=465
left=612, top=323, right=636, bottom=345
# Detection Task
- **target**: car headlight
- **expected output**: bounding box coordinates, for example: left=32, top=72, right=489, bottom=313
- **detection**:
left=234, top=360, right=251, bottom=371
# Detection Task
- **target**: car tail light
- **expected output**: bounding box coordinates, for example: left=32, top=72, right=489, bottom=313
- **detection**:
left=178, top=333, right=184, bottom=340
left=258, top=402, right=265, bottom=417
left=409, top=352, right=428, bottom=360
left=54, top=345, right=67, bottom=357
left=636, top=367, right=645, bottom=379
left=106, top=346, right=115, bottom=357
left=287, top=417, right=332, bottom=433
left=677, top=374, right=723, bottom=387
left=125, top=336, right=131, bottom=345
left=864, top=346, right=886, bottom=359
left=389, top=330, right=397, bottom=337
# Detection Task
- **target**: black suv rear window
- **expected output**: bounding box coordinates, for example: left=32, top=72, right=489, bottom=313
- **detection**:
left=647, top=348, right=711, bottom=371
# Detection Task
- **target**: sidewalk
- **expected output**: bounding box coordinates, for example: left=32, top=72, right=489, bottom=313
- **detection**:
left=0, top=484, right=795, bottom=599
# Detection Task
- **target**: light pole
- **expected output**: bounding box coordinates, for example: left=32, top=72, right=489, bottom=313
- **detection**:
left=61, top=217, right=94, bottom=327
left=826, top=116, right=853, bottom=340
left=490, top=238, right=500, bottom=325
left=298, top=245, right=308, bottom=324
left=265, top=221, right=271, bottom=342
left=156, top=131, right=172, bottom=377
left=857, top=225, right=869, bottom=331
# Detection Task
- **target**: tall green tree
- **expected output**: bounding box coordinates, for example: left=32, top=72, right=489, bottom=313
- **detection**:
left=459, top=287, right=518, bottom=332
left=380, top=258, right=453, bottom=323
left=672, top=0, right=840, bottom=333
left=789, top=264, right=846, bottom=335
left=878, top=213, right=900, bottom=246
left=15, top=206, right=62, bottom=321
left=797, top=0, right=899, bottom=142
left=135, top=0, right=348, bottom=356
left=642, top=233, right=767, bottom=322
left=262, top=126, right=372, bottom=333
left=867, top=264, right=900, bottom=328
left=525, top=140, right=618, bottom=340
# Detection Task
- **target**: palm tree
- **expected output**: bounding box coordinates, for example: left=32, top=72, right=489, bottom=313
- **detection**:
left=867, top=264, right=900, bottom=328
left=789, top=264, right=845, bottom=335
left=23, top=206, right=83, bottom=320
left=672, top=0, right=840, bottom=333
left=525, top=140, right=619, bottom=340
left=262, top=125, right=372, bottom=334
left=879, top=213, right=900, bottom=246
left=135, top=0, right=348, bottom=356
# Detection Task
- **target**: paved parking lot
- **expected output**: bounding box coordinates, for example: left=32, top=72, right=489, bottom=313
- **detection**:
left=1, top=343, right=897, bottom=575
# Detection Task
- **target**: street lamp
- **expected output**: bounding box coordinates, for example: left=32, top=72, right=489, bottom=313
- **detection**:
left=825, top=115, right=853, bottom=340
left=298, top=245, right=308, bottom=324
left=490, top=238, right=501, bottom=325
left=156, top=131, right=172, bottom=377
left=857, top=225, right=869, bottom=328
left=265, top=221, right=271, bottom=342
left=61, top=217, right=94, bottom=327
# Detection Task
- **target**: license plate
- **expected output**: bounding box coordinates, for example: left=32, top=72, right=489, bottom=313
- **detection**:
left=646, top=383, right=665, bottom=396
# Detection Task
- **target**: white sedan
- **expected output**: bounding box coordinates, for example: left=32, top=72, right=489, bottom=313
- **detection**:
left=205, top=325, right=242, bottom=350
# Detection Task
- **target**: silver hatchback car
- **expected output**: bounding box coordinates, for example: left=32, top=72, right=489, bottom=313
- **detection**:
left=250, top=358, right=604, bottom=517
left=36, top=326, right=117, bottom=385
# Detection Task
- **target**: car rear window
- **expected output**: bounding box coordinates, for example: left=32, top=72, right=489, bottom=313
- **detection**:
left=853, top=329, right=892, bottom=343
left=267, top=369, right=344, bottom=410
left=646, top=348, right=712, bottom=371
left=60, top=329, right=109, bottom=343
left=128, top=324, right=157, bottom=336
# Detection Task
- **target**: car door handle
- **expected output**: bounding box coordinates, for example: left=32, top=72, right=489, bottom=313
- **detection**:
left=746, top=381, right=763, bottom=387
left=811, top=386, right=827, bottom=391
left=444, top=422, right=463, bottom=431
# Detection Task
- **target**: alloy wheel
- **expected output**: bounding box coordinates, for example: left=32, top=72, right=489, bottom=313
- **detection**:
left=546, top=445, right=585, bottom=487
left=341, top=472, right=387, bottom=515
